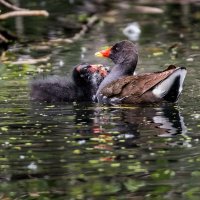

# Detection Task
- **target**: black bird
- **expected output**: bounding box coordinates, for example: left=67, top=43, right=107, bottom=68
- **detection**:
left=30, top=64, right=110, bottom=103
left=95, top=40, right=187, bottom=104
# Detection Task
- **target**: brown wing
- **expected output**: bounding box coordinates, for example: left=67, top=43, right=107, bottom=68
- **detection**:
left=100, top=67, right=177, bottom=104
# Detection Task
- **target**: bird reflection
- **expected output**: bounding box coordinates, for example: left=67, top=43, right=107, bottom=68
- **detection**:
left=91, top=104, right=187, bottom=137
left=152, top=106, right=187, bottom=137
left=79, top=104, right=187, bottom=162
left=30, top=102, right=187, bottom=141
left=29, top=102, right=188, bottom=163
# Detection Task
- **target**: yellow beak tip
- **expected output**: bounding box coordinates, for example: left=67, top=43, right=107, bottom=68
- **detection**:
left=95, top=52, right=103, bottom=57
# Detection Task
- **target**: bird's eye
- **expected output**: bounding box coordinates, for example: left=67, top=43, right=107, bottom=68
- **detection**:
left=114, top=46, right=120, bottom=52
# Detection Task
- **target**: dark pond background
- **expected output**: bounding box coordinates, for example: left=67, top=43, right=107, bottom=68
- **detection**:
left=0, top=0, right=200, bottom=199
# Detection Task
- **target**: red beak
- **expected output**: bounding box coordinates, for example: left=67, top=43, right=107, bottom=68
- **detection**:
left=95, top=47, right=111, bottom=58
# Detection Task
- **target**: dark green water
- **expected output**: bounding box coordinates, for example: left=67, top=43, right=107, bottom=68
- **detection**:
left=0, top=1, right=200, bottom=199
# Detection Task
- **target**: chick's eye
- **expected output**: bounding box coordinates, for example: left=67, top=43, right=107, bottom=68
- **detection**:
left=82, top=67, right=87, bottom=72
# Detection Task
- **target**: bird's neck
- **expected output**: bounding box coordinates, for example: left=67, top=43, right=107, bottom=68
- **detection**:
left=96, top=63, right=136, bottom=96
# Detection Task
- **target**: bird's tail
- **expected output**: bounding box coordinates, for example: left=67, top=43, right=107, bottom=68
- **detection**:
left=152, top=67, right=187, bottom=102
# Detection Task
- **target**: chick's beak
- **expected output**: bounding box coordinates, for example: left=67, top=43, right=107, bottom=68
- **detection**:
left=95, top=47, right=111, bottom=58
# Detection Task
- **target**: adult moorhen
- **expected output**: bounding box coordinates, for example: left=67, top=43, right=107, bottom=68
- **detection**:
left=30, top=64, right=110, bottom=103
left=95, top=40, right=187, bottom=104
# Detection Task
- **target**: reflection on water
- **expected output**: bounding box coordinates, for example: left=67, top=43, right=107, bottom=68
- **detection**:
left=95, top=104, right=187, bottom=136
left=0, top=100, right=195, bottom=199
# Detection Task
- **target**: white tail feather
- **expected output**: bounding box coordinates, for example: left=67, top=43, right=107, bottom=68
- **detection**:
left=152, top=68, right=187, bottom=99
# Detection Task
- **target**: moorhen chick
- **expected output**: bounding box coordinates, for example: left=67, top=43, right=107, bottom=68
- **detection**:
left=95, top=40, right=187, bottom=104
left=30, top=64, right=110, bottom=103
